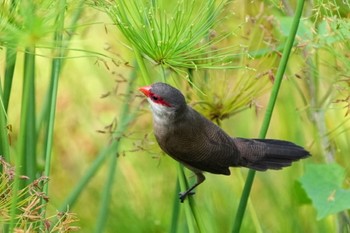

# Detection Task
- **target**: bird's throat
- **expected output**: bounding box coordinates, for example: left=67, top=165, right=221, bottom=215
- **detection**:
left=149, top=99, right=176, bottom=126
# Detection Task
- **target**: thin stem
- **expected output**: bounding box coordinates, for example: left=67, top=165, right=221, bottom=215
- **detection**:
left=3, top=48, right=17, bottom=112
left=58, top=142, right=118, bottom=212
left=0, top=87, right=10, bottom=161
left=232, top=0, right=305, bottom=232
left=9, top=46, right=36, bottom=233
left=2, top=0, right=18, bottom=112
left=93, top=70, right=137, bottom=231
left=39, top=2, right=85, bottom=224
left=177, top=165, right=197, bottom=233
left=41, top=0, right=66, bottom=222
left=169, top=180, right=180, bottom=233
left=94, top=154, right=117, bottom=233
left=58, top=67, right=137, bottom=214
left=133, top=45, right=151, bottom=84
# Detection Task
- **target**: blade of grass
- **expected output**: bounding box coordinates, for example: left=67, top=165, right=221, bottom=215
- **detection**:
left=232, top=0, right=306, bottom=232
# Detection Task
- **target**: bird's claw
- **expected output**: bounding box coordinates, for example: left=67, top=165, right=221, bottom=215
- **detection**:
left=179, top=191, right=195, bottom=203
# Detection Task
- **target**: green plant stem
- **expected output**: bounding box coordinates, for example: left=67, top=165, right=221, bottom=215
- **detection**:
left=58, top=142, right=118, bottom=212
left=0, top=88, right=10, bottom=162
left=3, top=48, right=17, bottom=112
left=58, top=106, right=136, bottom=215
left=21, top=48, right=36, bottom=178
left=169, top=180, right=180, bottom=233
left=235, top=170, right=263, bottom=233
left=177, top=165, right=197, bottom=233
left=232, top=0, right=305, bottom=232
left=0, top=46, right=17, bottom=163
left=38, top=0, right=85, bottom=138
left=2, top=0, right=18, bottom=113
left=93, top=72, right=137, bottom=231
left=8, top=46, right=36, bottom=233
left=24, top=52, right=37, bottom=182
left=41, top=0, right=66, bottom=222
left=94, top=153, right=117, bottom=233
left=133, top=45, right=151, bottom=84
left=58, top=69, right=137, bottom=213
left=189, top=197, right=206, bottom=233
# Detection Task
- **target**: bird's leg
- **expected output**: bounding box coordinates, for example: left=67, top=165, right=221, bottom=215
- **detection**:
left=179, top=173, right=205, bottom=203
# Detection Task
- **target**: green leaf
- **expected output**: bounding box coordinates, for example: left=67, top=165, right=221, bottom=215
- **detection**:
left=277, top=16, right=312, bottom=41
left=293, top=181, right=312, bottom=205
left=299, top=163, right=350, bottom=220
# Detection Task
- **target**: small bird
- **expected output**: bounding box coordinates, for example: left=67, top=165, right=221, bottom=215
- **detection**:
left=139, top=82, right=310, bottom=202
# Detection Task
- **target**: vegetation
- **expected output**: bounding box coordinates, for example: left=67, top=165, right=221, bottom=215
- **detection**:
left=1, top=0, right=350, bottom=232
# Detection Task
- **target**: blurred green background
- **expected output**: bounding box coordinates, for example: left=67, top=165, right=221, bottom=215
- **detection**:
left=1, top=0, right=350, bottom=232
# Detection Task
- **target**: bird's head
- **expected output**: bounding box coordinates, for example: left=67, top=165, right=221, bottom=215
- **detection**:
left=139, top=82, right=187, bottom=121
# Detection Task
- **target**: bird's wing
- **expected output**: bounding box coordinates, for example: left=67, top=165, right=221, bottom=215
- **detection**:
left=161, top=113, right=239, bottom=175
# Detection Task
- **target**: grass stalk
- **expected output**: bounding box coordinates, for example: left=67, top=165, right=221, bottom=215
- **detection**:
left=93, top=71, right=137, bottom=231
left=41, top=0, right=66, bottom=222
left=23, top=50, right=37, bottom=182
left=2, top=0, right=18, bottom=112
left=93, top=154, right=117, bottom=233
left=189, top=197, right=206, bottom=233
left=8, top=46, right=36, bottom=233
left=58, top=67, right=137, bottom=213
left=232, top=0, right=306, bottom=232
left=235, top=170, right=263, bottom=233
left=3, top=48, right=17, bottom=112
left=37, top=0, right=85, bottom=137
left=169, top=180, right=181, bottom=233
left=177, top=165, right=197, bottom=233
left=132, top=45, right=151, bottom=84
left=0, top=46, right=16, bottom=163
left=0, top=88, right=10, bottom=161
left=58, top=141, right=118, bottom=212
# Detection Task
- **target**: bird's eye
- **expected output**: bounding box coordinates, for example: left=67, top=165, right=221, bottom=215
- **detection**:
left=150, top=95, right=159, bottom=101
left=149, top=93, right=171, bottom=107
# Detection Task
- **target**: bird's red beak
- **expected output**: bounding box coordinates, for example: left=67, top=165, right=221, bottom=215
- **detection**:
left=139, top=85, right=152, bottom=97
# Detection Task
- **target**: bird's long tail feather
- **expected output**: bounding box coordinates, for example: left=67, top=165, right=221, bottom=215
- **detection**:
left=234, top=138, right=310, bottom=171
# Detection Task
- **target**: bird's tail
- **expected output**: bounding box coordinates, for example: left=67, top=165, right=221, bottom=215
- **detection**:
left=233, top=138, right=310, bottom=171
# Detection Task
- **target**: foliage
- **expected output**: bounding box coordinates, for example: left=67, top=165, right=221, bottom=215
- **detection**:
left=1, top=0, right=350, bottom=232
left=0, top=157, right=79, bottom=232
left=93, top=0, right=242, bottom=73
left=300, top=163, right=350, bottom=220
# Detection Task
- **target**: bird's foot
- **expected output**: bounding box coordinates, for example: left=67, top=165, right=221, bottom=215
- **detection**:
left=179, top=191, right=195, bottom=203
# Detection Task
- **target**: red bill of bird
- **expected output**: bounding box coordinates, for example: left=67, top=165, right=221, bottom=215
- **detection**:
left=139, top=82, right=310, bottom=202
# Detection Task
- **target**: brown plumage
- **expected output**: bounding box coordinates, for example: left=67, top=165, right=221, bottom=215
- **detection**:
left=139, top=82, right=310, bottom=202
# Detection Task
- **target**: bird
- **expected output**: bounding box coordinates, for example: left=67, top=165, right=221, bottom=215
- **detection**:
left=139, top=82, right=310, bottom=202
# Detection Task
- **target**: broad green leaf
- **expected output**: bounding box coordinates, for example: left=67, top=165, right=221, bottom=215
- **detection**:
left=299, top=163, right=350, bottom=220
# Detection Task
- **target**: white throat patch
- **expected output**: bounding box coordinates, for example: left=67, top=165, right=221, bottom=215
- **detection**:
left=148, top=98, right=174, bottom=125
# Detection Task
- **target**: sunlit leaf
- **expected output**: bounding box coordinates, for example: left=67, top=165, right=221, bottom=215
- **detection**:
left=299, top=163, right=350, bottom=220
